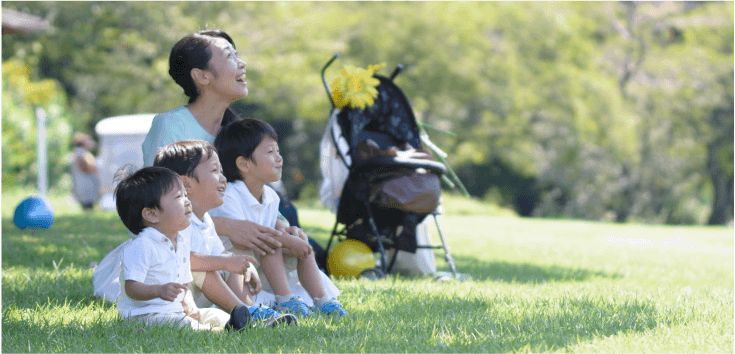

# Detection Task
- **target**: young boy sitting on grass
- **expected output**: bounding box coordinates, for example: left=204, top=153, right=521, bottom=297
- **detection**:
left=115, top=166, right=251, bottom=332
left=153, top=140, right=297, bottom=327
left=211, top=119, right=348, bottom=317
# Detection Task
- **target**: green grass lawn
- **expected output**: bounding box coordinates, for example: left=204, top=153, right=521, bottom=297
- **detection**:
left=2, top=188, right=733, bottom=352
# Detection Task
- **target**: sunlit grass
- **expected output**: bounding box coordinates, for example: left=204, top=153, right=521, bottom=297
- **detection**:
left=2, top=187, right=732, bottom=352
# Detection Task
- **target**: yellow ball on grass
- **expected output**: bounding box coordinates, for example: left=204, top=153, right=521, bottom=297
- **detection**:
left=327, top=239, right=375, bottom=278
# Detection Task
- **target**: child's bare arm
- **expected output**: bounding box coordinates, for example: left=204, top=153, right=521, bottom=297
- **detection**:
left=76, top=153, right=98, bottom=174
left=211, top=216, right=283, bottom=256
left=190, top=252, right=257, bottom=275
left=125, top=280, right=187, bottom=302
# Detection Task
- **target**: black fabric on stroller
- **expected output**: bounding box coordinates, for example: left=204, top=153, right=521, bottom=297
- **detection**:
left=335, top=76, right=441, bottom=254
left=320, top=58, right=457, bottom=276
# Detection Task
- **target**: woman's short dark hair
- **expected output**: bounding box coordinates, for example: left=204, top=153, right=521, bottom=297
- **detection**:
left=168, top=30, right=241, bottom=126
left=215, top=119, right=278, bottom=182
left=115, top=166, right=182, bottom=235
left=153, top=140, right=218, bottom=182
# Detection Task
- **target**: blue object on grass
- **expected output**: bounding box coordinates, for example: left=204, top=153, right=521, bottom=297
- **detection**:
left=13, top=196, right=54, bottom=229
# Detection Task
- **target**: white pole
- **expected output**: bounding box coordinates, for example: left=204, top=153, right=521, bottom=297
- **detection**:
left=36, top=107, right=47, bottom=196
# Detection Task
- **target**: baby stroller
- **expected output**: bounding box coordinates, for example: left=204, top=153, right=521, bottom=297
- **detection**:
left=319, top=54, right=458, bottom=279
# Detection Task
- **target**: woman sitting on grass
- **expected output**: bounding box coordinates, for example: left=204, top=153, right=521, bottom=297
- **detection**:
left=142, top=29, right=285, bottom=255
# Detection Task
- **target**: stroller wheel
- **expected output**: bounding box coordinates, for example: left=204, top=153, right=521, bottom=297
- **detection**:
left=359, top=268, right=385, bottom=281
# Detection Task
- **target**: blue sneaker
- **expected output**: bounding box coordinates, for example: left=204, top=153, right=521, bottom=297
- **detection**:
left=316, top=299, right=349, bottom=317
left=275, top=296, right=314, bottom=317
left=248, top=305, right=298, bottom=327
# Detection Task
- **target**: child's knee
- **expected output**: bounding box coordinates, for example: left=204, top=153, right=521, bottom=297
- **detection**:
left=203, top=271, right=221, bottom=284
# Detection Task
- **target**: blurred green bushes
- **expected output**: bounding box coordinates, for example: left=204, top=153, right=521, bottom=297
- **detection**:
left=2, top=59, right=72, bottom=190
left=1, top=2, right=732, bottom=224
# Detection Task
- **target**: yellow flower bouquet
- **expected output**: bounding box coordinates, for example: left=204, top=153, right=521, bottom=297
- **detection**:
left=330, top=63, right=386, bottom=110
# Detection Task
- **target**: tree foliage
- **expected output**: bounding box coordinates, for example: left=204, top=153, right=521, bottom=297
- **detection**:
left=2, top=1, right=732, bottom=224
left=2, top=59, right=72, bottom=189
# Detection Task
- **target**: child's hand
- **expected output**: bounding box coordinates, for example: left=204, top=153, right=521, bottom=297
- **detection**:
left=283, top=237, right=312, bottom=259
left=181, top=284, right=198, bottom=314
left=284, top=226, right=309, bottom=242
left=158, top=282, right=187, bottom=302
left=243, top=263, right=262, bottom=295
left=225, top=254, right=258, bottom=275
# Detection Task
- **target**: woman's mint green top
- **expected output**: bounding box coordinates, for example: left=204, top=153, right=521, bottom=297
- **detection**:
left=142, top=106, right=215, bottom=167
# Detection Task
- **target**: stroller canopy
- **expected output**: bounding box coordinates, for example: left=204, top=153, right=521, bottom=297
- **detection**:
left=337, top=76, right=423, bottom=161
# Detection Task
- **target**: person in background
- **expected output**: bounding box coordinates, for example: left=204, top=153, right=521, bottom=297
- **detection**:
left=71, top=133, right=100, bottom=211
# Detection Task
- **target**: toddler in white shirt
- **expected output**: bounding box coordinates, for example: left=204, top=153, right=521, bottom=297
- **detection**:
left=115, top=166, right=251, bottom=331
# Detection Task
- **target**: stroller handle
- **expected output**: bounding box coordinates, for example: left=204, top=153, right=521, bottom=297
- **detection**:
left=353, top=156, right=447, bottom=176
left=321, top=53, right=340, bottom=108
left=390, top=64, right=404, bottom=80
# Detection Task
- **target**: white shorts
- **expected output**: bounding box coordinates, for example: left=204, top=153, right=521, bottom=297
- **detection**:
left=127, top=292, right=229, bottom=332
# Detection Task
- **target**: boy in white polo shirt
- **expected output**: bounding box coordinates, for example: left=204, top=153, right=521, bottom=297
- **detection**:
left=115, top=166, right=251, bottom=332
left=153, top=140, right=296, bottom=327
left=212, top=119, right=348, bottom=317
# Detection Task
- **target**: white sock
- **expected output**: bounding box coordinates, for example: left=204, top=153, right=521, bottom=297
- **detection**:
left=275, top=294, right=294, bottom=304
left=313, top=297, right=332, bottom=307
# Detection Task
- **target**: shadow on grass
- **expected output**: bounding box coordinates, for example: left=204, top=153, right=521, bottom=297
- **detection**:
left=292, top=224, right=623, bottom=284
left=372, top=292, right=669, bottom=352
left=2, top=213, right=129, bottom=269
left=438, top=254, right=623, bottom=283
left=2, top=285, right=677, bottom=352
left=1, top=313, right=231, bottom=353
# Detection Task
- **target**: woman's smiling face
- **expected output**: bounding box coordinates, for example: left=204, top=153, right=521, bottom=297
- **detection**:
left=204, top=37, right=248, bottom=102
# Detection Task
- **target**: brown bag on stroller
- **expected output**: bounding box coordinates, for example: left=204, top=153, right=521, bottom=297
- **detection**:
left=357, top=139, right=441, bottom=214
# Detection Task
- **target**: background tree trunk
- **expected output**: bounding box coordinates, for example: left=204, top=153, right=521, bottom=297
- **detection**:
left=707, top=142, right=734, bottom=225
